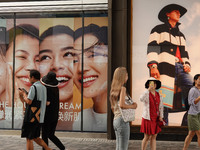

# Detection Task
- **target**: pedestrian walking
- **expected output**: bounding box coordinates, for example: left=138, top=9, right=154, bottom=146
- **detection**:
left=19, top=69, right=51, bottom=150
left=41, top=71, right=65, bottom=150
left=183, top=74, right=200, bottom=150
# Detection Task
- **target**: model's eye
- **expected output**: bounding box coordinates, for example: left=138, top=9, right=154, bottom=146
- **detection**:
left=39, top=55, right=51, bottom=61
left=87, top=52, right=108, bottom=58
left=64, top=52, right=76, bottom=58
left=73, top=59, right=79, bottom=63
left=35, top=57, right=40, bottom=62
left=87, top=52, right=95, bottom=58
left=16, top=55, right=27, bottom=60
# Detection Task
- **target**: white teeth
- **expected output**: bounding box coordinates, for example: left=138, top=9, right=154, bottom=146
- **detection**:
left=20, top=77, right=29, bottom=83
left=56, top=77, right=69, bottom=82
left=83, top=77, right=97, bottom=83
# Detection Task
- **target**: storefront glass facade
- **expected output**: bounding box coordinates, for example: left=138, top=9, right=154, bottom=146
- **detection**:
left=0, top=2, right=108, bottom=132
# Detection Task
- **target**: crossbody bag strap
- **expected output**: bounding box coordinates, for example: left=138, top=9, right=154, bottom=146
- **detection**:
left=30, top=85, right=40, bottom=123
left=32, top=85, right=38, bottom=102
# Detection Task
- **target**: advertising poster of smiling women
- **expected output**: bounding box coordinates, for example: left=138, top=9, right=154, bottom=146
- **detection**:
left=72, top=17, right=108, bottom=132
left=0, top=16, right=108, bottom=131
left=39, top=17, right=108, bottom=131
left=0, top=18, right=40, bottom=128
left=132, top=0, right=200, bottom=126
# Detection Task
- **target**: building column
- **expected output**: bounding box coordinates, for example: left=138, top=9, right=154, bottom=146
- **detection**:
left=107, top=0, right=131, bottom=139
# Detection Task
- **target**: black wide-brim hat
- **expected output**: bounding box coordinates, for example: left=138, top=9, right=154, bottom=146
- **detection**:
left=145, top=77, right=161, bottom=89
left=41, top=71, right=58, bottom=87
left=158, top=4, right=187, bottom=22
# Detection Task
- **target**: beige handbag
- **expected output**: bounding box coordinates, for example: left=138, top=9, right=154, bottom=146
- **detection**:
left=119, top=95, right=135, bottom=122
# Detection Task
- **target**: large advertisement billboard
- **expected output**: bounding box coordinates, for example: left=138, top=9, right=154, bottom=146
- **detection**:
left=0, top=14, right=108, bottom=131
left=132, top=0, right=200, bottom=126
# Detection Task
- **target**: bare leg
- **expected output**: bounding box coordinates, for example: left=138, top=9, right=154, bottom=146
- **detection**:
left=26, top=139, right=34, bottom=150
left=33, top=137, right=52, bottom=150
left=195, top=130, right=200, bottom=147
left=141, top=134, right=151, bottom=150
left=150, top=134, right=157, bottom=150
left=183, top=131, right=195, bottom=150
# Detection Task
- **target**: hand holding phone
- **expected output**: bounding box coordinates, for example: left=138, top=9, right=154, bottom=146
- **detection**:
left=22, top=88, right=28, bottom=95
left=18, top=88, right=28, bottom=95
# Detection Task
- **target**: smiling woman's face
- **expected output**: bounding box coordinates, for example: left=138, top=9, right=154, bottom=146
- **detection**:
left=39, top=34, right=74, bottom=102
left=74, top=34, right=108, bottom=98
left=6, top=35, right=39, bottom=90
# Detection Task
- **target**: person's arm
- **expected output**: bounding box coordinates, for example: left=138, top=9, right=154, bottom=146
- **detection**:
left=119, top=86, right=126, bottom=108
left=140, top=90, right=149, bottom=103
left=119, top=87, right=137, bottom=109
left=159, top=95, right=164, bottom=121
left=46, top=101, right=50, bottom=106
left=188, top=88, right=200, bottom=105
left=194, top=96, right=200, bottom=105
left=147, top=26, right=161, bottom=79
left=180, top=34, right=191, bottom=73
left=21, top=85, right=36, bottom=105
left=46, top=87, right=50, bottom=106
left=183, top=64, right=191, bottom=73
left=19, top=89, right=32, bottom=105
left=23, top=94, right=32, bottom=105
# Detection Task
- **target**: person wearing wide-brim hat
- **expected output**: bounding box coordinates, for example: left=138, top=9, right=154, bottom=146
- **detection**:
left=147, top=3, right=193, bottom=126
left=140, top=77, right=164, bottom=150
left=40, top=71, right=58, bottom=87
left=40, top=71, right=66, bottom=150
left=158, top=4, right=187, bottom=22
left=145, top=77, right=161, bottom=90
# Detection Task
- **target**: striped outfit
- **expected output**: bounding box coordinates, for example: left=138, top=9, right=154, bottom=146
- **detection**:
left=147, top=22, right=192, bottom=110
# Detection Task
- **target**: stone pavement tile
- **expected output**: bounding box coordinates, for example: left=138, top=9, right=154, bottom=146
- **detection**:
left=42, top=138, right=200, bottom=150
left=0, top=135, right=199, bottom=150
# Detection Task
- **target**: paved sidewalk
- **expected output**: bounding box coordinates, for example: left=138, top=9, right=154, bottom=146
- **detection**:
left=0, top=130, right=199, bottom=150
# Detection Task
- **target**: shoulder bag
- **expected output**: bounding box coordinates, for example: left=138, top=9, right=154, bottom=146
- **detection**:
left=24, top=85, right=41, bottom=123
left=119, top=94, right=135, bottom=122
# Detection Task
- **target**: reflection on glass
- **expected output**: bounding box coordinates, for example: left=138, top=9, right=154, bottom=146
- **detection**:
left=39, top=24, right=75, bottom=130
left=73, top=24, right=108, bottom=131
left=0, top=20, right=12, bottom=129
left=0, top=42, right=7, bottom=123
left=0, top=14, right=108, bottom=131
left=6, top=24, right=39, bottom=128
